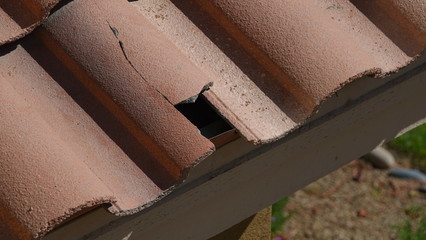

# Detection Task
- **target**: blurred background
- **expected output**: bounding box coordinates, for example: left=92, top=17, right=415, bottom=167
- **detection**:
left=272, top=123, right=426, bottom=240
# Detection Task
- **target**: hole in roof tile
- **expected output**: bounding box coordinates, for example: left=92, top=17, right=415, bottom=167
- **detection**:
left=175, top=96, right=233, bottom=139
left=169, top=0, right=308, bottom=123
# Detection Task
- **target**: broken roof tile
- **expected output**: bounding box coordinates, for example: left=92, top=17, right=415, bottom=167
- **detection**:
left=0, top=0, right=425, bottom=238
left=38, top=0, right=215, bottom=182
left=135, top=0, right=425, bottom=143
left=0, top=41, right=214, bottom=239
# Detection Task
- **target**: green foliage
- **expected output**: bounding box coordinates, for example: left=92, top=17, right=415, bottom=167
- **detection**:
left=396, top=219, right=426, bottom=240
left=405, top=205, right=426, bottom=219
left=389, top=124, right=426, bottom=157
left=388, top=124, right=426, bottom=171
left=271, top=197, right=292, bottom=234
left=395, top=205, right=426, bottom=240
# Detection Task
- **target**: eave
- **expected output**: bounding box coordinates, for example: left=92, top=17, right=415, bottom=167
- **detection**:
left=45, top=54, right=426, bottom=240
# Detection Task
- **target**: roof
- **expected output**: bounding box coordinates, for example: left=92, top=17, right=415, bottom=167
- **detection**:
left=0, top=0, right=60, bottom=45
left=0, top=0, right=425, bottom=239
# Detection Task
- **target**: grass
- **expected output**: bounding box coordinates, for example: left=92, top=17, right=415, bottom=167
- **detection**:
left=388, top=123, right=426, bottom=172
left=395, top=205, right=426, bottom=240
left=271, top=197, right=292, bottom=236
left=396, top=218, right=426, bottom=240
left=389, top=125, right=426, bottom=239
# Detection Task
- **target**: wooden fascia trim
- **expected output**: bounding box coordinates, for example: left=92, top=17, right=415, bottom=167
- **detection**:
left=46, top=58, right=426, bottom=240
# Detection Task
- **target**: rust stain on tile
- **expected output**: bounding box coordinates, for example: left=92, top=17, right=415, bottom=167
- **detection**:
left=0, top=0, right=424, bottom=239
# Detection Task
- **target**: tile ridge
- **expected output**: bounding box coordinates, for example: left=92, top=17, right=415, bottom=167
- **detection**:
left=181, top=0, right=426, bottom=143
left=0, top=69, right=116, bottom=240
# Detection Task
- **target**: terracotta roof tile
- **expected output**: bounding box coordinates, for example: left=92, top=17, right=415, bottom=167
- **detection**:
left=0, top=0, right=60, bottom=45
left=181, top=0, right=425, bottom=143
left=0, top=0, right=425, bottom=238
left=134, top=0, right=425, bottom=143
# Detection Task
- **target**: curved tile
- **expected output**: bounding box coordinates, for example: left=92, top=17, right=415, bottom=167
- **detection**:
left=132, top=0, right=305, bottom=143
left=0, top=0, right=60, bottom=46
left=0, top=46, right=115, bottom=240
left=40, top=0, right=215, bottom=185
left=350, top=0, right=426, bottom=57
left=0, top=0, right=215, bottom=238
left=132, top=0, right=426, bottom=144
left=317, top=0, right=411, bottom=72
left=389, top=0, right=426, bottom=34
left=43, top=0, right=212, bottom=105
left=0, top=37, right=213, bottom=239
left=0, top=0, right=425, bottom=238
left=164, top=0, right=425, bottom=143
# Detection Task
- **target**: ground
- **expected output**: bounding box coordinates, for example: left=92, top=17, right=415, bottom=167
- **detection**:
left=275, top=159, right=426, bottom=240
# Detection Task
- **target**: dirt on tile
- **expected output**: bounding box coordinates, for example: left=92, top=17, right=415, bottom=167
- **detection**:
left=277, top=159, right=426, bottom=240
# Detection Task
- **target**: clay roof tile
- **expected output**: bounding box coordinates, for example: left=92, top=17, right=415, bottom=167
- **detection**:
left=0, top=0, right=424, bottom=238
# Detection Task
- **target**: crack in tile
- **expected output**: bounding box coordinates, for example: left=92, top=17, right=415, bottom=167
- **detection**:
left=106, top=21, right=174, bottom=105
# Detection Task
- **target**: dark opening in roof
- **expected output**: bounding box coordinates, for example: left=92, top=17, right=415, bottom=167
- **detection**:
left=176, top=96, right=233, bottom=139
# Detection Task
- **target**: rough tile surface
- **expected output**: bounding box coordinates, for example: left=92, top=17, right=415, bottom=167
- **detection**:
left=0, top=0, right=424, bottom=239
left=0, top=0, right=61, bottom=45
